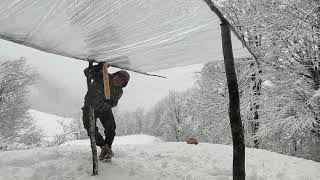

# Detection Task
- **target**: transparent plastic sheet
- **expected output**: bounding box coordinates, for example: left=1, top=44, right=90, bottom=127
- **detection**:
left=0, top=0, right=250, bottom=72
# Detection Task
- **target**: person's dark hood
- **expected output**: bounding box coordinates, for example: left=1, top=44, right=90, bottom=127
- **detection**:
left=115, top=70, right=130, bottom=87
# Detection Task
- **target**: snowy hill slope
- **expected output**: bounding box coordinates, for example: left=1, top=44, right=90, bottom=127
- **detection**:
left=29, top=109, right=74, bottom=142
left=0, top=135, right=319, bottom=180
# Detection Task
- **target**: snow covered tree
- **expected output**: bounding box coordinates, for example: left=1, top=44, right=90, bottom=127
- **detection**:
left=144, top=90, right=193, bottom=142
left=163, top=91, right=188, bottom=141
left=133, top=107, right=144, bottom=134
left=144, top=100, right=166, bottom=138
left=188, top=61, right=231, bottom=144
left=219, top=0, right=320, bottom=155
left=113, top=107, right=146, bottom=136
left=0, top=57, right=39, bottom=144
left=113, top=109, right=130, bottom=135
left=255, top=65, right=320, bottom=160
left=188, top=59, right=257, bottom=145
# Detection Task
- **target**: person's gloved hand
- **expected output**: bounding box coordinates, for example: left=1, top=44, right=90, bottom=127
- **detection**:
left=84, top=64, right=103, bottom=78
left=97, top=62, right=104, bottom=70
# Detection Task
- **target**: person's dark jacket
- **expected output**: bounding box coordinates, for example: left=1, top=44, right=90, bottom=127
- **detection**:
left=84, top=64, right=126, bottom=112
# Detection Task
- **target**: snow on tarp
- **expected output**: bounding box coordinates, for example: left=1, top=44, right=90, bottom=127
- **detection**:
left=0, top=0, right=250, bottom=72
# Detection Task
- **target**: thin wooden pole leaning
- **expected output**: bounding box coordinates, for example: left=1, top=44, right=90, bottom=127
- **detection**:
left=202, top=0, right=246, bottom=180
left=86, top=62, right=98, bottom=175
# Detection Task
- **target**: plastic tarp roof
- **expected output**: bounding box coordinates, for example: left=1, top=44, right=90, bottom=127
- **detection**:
left=0, top=0, right=250, bottom=73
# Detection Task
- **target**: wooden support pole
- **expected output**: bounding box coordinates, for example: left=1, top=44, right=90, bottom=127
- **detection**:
left=102, top=63, right=110, bottom=99
left=201, top=1, right=246, bottom=179
left=88, top=105, right=98, bottom=175
left=221, top=22, right=246, bottom=180
left=86, top=62, right=98, bottom=176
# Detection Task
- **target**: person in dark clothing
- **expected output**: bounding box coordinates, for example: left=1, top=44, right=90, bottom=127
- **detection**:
left=82, top=63, right=130, bottom=161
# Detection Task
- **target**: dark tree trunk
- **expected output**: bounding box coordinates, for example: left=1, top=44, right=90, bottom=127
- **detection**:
left=250, top=63, right=261, bottom=148
left=293, top=139, right=297, bottom=152
left=221, top=22, right=246, bottom=180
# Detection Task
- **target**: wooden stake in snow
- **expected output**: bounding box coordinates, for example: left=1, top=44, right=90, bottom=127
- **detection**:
left=86, top=62, right=98, bottom=176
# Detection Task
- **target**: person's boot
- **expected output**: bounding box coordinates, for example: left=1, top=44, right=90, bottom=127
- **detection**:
left=99, top=145, right=109, bottom=160
left=99, top=144, right=114, bottom=161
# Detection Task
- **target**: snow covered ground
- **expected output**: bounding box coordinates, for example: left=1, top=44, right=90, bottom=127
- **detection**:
left=0, top=135, right=319, bottom=180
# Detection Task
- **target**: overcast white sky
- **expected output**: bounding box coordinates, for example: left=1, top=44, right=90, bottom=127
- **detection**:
left=0, top=40, right=203, bottom=113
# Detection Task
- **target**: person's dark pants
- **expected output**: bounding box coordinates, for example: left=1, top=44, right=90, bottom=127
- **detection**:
left=82, top=104, right=116, bottom=147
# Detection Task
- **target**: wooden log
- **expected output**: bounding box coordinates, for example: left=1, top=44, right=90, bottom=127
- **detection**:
left=86, top=62, right=98, bottom=176
left=88, top=105, right=98, bottom=175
